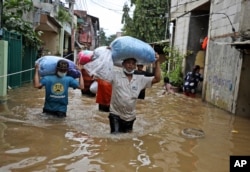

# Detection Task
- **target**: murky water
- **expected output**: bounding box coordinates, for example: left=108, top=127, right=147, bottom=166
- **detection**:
left=0, top=82, right=250, bottom=172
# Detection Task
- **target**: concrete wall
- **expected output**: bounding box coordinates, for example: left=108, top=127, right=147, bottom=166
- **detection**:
left=40, top=31, right=60, bottom=55
left=236, top=54, right=250, bottom=116
left=239, top=0, right=250, bottom=34
left=173, top=14, right=190, bottom=74
left=170, top=0, right=209, bottom=73
left=204, top=0, right=242, bottom=113
left=171, top=0, right=250, bottom=115
left=171, top=0, right=210, bottom=19
left=0, top=41, right=8, bottom=101
left=234, top=0, right=250, bottom=116
left=186, top=12, right=209, bottom=74
left=204, top=37, right=241, bottom=113
left=174, top=13, right=190, bottom=54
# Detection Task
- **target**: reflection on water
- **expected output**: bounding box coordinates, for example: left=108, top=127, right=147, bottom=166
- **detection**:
left=0, top=83, right=250, bottom=172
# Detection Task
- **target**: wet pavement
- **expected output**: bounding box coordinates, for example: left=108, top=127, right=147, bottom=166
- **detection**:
left=0, top=82, right=250, bottom=172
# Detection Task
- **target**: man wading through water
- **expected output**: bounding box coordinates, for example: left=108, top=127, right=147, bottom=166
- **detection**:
left=33, top=60, right=84, bottom=118
left=108, top=53, right=161, bottom=134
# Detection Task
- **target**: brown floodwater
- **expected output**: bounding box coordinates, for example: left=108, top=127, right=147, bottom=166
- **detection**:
left=0, top=82, right=250, bottom=172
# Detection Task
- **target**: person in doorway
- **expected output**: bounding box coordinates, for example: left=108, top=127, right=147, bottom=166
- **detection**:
left=33, top=59, right=84, bottom=118
left=134, top=64, right=154, bottom=99
left=108, top=53, right=161, bottom=134
left=96, top=79, right=112, bottom=112
left=183, top=65, right=203, bottom=98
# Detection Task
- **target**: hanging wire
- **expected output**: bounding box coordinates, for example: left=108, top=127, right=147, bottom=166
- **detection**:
left=0, top=68, right=34, bottom=78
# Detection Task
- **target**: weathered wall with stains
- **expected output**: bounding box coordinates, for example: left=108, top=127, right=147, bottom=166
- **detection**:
left=204, top=0, right=242, bottom=113
left=204, top=37, right=241, bottom=113
left=174, top=13, right=191, bottom=54
left=171, top=0, right=210, bottom=19
left=186, top=12, right=209, bottom=74
left=171, top=0, right=250, bottom=115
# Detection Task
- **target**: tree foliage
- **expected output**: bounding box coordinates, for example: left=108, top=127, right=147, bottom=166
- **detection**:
left=2, top=0, right=42, bottom=49
left=122, top=0, right=170, bottom=43
left=98, top=29, right=108, bottom=46
left=98, top=29, right=117, bottom=46
left=56, top=6, right=71, bottom=23
left=106, top=34, right=117, bottom=45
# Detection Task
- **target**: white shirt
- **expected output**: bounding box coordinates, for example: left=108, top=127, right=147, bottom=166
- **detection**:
left=110, top=69, right=153, bottom=121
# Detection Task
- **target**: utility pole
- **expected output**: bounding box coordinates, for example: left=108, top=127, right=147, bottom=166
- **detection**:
left=69, top=0, right=77, bottom=62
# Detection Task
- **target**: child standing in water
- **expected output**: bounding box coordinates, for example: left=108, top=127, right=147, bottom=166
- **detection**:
left=162, top=76, right=175, bottom=95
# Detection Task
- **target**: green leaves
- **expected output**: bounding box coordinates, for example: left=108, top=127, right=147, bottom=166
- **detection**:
left=122, top=0, right=170, bottom=43
left=161, top=46, right=184, bottom=87
left=56, top=7, right=71, bottom=23
left=3, top=0, right=42, bottom=49
left=4, top=0, right=33, bottom=16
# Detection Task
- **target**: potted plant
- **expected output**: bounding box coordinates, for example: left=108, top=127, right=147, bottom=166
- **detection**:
left=161, top=46, right=184, bottom=92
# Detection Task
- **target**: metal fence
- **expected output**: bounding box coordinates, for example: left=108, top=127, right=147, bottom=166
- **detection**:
left=2, top=29, right=37, bottom=88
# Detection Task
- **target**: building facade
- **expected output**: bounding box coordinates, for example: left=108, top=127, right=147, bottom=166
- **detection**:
left=170, top=0, right=250, bottom=116
left=32, top=0, right=99, bottom=60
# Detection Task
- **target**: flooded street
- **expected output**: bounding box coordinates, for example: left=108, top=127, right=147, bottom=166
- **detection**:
left=0, top=82, right=250, bottom=172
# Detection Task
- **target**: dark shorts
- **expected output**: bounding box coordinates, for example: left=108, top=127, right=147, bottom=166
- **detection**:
left=108, top=113, right=136, bottom=134
left=43, top=108, right=66, bottom=118
left=98, top=104, right=110, bottom=112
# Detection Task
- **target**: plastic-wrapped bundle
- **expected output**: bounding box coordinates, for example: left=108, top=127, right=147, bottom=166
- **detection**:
left=84, top=46, right=113, bottom=82
left=35, top=56, right=81, bottom=78
left=89, top=81, right=98, bottom=94
left=110, top=36, right=156, bottom=65
left=78, top=50, right=93, bottom=65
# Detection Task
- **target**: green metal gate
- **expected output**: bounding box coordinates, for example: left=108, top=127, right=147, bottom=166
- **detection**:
left=22, top=46, right=37, bottom=84
left=2, top=29, right=37, bottom=88
left=2, top=29, right=22, bottom=88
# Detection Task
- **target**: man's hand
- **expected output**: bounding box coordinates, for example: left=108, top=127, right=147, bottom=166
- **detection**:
left=155, top=52, right=160, bottom=62
left=35, top=63, right=39, bottom=70
left=76, top=63, right=82, bottom=71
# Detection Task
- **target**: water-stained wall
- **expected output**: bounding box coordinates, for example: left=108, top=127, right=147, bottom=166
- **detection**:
left=171, top=0, right=250, bottom=115
left=204, top=37, right=241, bottom=113
left=204, top=0, right=243, bottom=114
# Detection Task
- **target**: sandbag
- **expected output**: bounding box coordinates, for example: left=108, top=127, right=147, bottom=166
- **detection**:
left=110, top=36, right=156, bottom=65
left=35, top=56, right=81, bottom=78
left=78, top=50, right=93, bottom=65
left=84, top=46, right=113, bottom=82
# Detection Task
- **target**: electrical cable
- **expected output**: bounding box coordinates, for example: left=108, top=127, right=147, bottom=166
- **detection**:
left=211, top=12, right=236, bottom=33
left=88, top=0, right=125, bottom=14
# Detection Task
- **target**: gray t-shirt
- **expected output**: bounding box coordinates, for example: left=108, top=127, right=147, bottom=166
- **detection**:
left=110, top=68, right=153, bottom=121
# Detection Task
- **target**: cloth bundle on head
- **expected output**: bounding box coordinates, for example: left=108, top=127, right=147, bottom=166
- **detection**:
left=110, top=36, right=156, bottom=66
left=35, top=56, right=81, bottom=78
left=78, top=50, right=93, bottom=65
left=83, top=46, right=114, bottom=82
